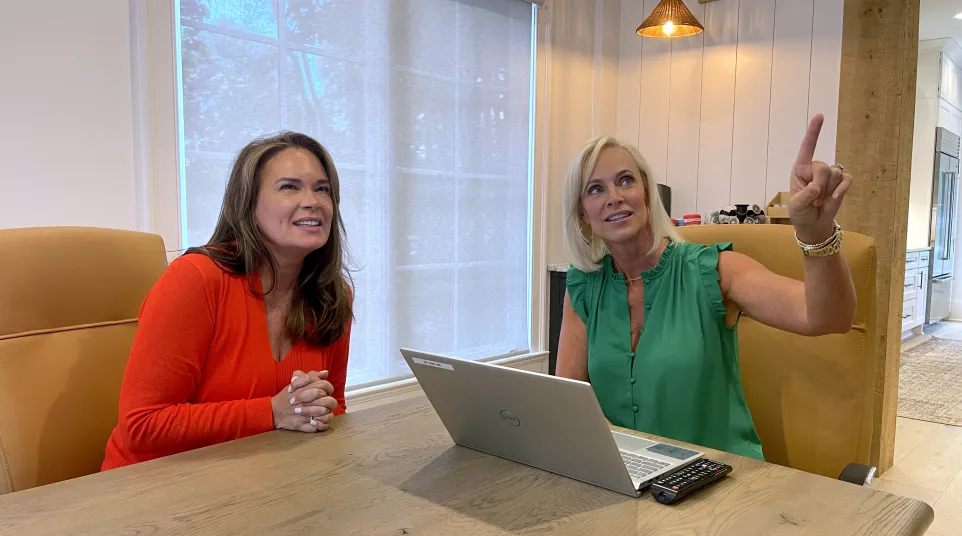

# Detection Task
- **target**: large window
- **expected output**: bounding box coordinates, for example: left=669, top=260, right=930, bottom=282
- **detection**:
left=176, top=0, right=536, bottom=388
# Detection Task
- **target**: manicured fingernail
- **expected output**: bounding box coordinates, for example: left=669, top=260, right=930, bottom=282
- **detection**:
left=291, top=375, right=297, bottom=383
left=290, top=397, right=296, bottom=405
left=288, top=385, right=292, bottom=393
left=294, top=407, right=302, bottom=414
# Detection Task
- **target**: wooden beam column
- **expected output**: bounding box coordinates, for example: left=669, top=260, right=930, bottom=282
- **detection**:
left=835, top=0, right=920, bottom=473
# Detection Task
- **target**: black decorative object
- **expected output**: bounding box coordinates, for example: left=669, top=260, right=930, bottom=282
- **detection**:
left=657, top=183, right=671, bottom=215
left=547, top=271, right=567, bottom=375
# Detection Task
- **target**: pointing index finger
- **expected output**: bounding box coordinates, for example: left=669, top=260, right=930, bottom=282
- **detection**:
left=795, top=114, right=825, bottom=166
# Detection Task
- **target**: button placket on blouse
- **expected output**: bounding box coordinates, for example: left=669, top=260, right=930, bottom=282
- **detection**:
left=629, top=278, right=649, bottom=420
left=632, top=276, right=658, bottom=417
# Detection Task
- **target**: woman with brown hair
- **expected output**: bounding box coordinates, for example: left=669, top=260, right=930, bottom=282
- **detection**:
left=102, top=132, right=353, bottom=470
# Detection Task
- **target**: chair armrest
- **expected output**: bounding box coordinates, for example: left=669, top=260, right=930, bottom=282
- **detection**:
left=838, top=463, right=877, bottom=486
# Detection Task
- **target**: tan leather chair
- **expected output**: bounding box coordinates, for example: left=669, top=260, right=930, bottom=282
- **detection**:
left=678, top=225, right=876, bottom=480
left=0, top=227, right=167, bottom=494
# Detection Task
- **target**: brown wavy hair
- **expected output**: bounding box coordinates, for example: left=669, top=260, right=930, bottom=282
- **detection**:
left=185, top=131, right=353, bottom=347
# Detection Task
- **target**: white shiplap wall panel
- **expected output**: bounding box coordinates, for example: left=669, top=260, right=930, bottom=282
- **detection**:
left=665, top=0, right=705, bottom=217
left=695, top=0, right=740, bottom=215
left=729, top=0, right=776, bottom=208
left=808, top=0, right=843, bottom=165
left=616, top=0, right=646, bottom=144
left=637, top=0, right=672, bottom=188
left=615, top=0, right=842, bottom=218
left=765, top=0, right=815, bottom=205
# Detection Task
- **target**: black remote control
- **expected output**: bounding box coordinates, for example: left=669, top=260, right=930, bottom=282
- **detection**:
left=650, top=459, right=732, bottom=504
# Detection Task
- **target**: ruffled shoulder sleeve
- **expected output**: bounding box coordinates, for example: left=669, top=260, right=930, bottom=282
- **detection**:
left=695, top=242, right=734, bottom=322
left=565, top=265, right=591, bottom=324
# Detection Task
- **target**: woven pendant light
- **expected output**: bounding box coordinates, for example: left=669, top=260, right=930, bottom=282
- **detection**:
left=636, top=0, right=704, bottom=38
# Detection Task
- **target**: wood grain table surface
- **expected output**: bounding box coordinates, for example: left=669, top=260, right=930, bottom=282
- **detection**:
left=0, top=396, right=935, bottom=535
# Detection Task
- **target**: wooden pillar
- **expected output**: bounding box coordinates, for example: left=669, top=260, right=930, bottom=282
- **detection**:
left=835, top=0, right=920, bottom=473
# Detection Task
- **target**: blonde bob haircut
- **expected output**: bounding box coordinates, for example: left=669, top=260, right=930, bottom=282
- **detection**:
left=562, top=136, right=682, bottom=273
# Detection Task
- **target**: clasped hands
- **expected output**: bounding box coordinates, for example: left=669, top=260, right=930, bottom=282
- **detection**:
left=271, top=370, right=338, bottom=432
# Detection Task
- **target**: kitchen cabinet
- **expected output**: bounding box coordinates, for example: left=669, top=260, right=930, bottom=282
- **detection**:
left=902, top=248, right=932, bottom=336
left=937, top=49, right=962, bottom=135
left=917, top=258, right=930, bottom=327
left=939, top=98, right=962, bottom=135
left=942, top=53, right=962, bottom=111
left=901, top=300, right=916, bottom=333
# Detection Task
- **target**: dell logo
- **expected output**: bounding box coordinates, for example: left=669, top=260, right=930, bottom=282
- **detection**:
left=500, top=410, right=520, bottom=426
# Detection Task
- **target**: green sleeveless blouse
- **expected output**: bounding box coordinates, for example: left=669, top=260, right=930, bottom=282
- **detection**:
left=566, top=241, right=764, bottom=460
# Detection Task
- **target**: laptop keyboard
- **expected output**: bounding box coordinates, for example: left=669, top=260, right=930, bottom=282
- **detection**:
left=620, top=450, right=671, bottom=480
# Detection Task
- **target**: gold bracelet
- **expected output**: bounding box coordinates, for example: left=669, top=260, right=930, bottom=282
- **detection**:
left=796, top=221, right=843, bottom=257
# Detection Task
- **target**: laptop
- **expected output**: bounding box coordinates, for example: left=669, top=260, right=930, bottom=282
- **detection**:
left=400, top=348, right=704, bottom=497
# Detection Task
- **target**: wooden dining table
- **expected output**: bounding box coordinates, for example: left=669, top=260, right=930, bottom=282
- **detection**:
left=0, top=396, right=935, bottom=535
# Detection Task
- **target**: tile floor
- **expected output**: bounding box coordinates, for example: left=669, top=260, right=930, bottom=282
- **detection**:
left=875, top=417, right=962, bottom=535
left=925, top=321, right=962, bottom=340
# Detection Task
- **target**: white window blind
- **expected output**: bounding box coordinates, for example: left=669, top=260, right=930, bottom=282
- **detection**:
left=177, top=0, right=535, bottom=388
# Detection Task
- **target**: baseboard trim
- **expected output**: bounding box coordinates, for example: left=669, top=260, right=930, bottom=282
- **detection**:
left=900, top=333, right=932, bottom=352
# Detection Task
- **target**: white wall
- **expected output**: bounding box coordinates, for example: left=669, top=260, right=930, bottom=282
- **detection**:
left=542, top=0, right=621, bottom=266
left=0, top=1, right=139, bottom=232
left=908, top=45, right=943, bottom=251
left=615, top=0, right=842, bottom=219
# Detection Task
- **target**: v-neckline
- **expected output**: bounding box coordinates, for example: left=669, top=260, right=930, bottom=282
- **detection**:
left=252, top=274, right=297, bottom=364
left=608, top=241, right=677, bottom=355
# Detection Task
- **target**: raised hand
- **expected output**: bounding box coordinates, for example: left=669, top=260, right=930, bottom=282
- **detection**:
left=788, top=114, right=853, bottom=243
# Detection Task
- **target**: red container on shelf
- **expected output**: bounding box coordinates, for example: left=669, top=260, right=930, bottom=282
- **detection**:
left=682, top=213, right=702, bottom=226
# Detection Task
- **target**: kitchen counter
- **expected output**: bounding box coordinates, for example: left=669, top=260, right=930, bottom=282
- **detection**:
left=548, top=264, right=569, bottom=272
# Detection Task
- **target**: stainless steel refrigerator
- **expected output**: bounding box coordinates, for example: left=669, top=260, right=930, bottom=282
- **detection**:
left=927, top=127, right=960, bottom=324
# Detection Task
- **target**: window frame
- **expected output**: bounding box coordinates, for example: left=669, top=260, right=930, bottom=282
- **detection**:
left=130, top=0, right=551, bottom=395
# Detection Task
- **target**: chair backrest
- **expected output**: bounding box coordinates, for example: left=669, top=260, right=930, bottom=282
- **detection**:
left=0, top=227, right=167, bottom=494
left=677, top=225, right=877, bottom=479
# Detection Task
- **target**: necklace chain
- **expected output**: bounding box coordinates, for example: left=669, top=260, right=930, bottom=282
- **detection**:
left=617, top=238, right=673, bottom=283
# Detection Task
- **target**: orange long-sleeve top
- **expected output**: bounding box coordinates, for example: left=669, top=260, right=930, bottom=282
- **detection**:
left=102, top=253, right=350, bottom=471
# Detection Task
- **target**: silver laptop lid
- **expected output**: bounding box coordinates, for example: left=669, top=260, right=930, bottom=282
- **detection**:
left=400, top=348, right=642, bottom=496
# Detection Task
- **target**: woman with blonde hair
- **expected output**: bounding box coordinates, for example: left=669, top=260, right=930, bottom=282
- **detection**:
left=556, top=114, right=856, bottom=459
left=103, top=131, right=352, bottom=470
